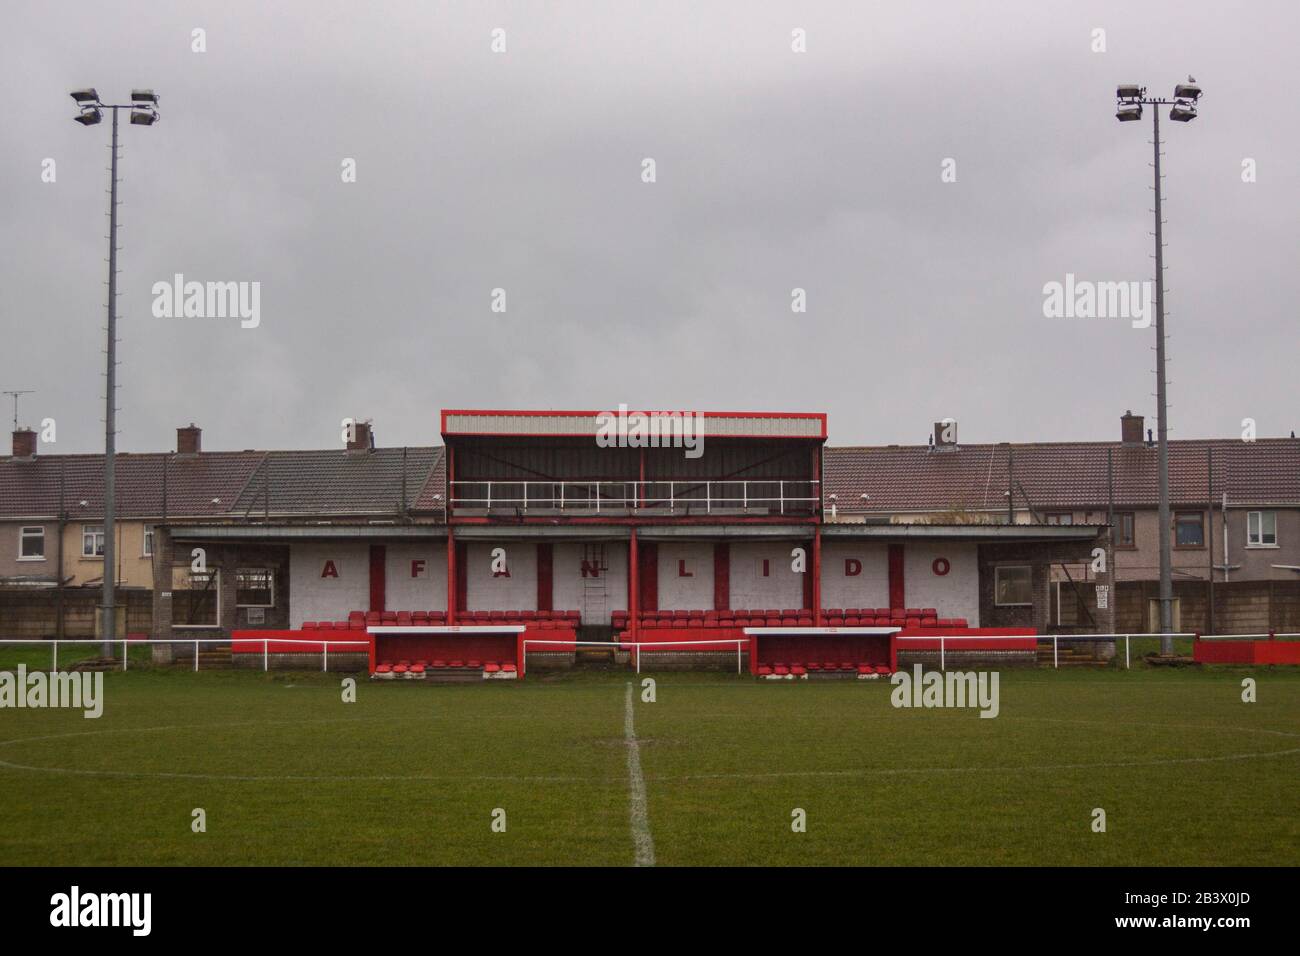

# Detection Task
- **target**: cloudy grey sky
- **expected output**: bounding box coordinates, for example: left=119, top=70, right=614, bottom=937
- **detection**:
left=2, top=1, right=1296, bottom=454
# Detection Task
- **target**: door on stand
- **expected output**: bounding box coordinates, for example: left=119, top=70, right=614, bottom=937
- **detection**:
left=580, top=543, right=610, bottom=626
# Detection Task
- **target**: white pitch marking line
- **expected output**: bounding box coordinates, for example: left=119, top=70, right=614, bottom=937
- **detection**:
left=624, top=681, right=656, bottom=867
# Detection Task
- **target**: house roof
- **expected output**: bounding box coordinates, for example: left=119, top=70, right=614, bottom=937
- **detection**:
left=0, top=451, right=266, bottom=520
left=0, top=447, right=446, bottom=521
left=823, top=438, right=1300, bottom=514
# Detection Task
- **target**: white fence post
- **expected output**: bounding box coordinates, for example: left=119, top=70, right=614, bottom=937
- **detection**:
left=52, top=640, right=57, bottom=671
left=194, top=640, right=199, bottom=672
left=264, top=640, right=269, bottom=672
left=1053, top=635, right=1058, bottom=669
left=1125, top=635, right=1130, bottom=670
left=323, top=643, right=329, bottom=672
left=940, top=636, right=945, bottom=671
left=122, top=638, right=128, bottom=671
left=737, top=640, right=742, bottom=674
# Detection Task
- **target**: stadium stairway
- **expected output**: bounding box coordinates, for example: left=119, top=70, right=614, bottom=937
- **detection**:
left=196, top=644, right=234, bottom=668
left=1035, top=639, right=1107, bottom=667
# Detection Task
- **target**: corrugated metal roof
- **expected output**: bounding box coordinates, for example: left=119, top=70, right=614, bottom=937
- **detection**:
left=442, top=410, right=826, bottom=439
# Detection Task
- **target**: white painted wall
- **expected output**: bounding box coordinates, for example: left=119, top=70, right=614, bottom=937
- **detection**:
left=465, top=541, right=537, bottom=611
left=289, top=543, right=370, bottom=628
left=553, top=541, right=627, bottom=624
left=656, top=541, right=713, bottom=610
left=820, top=541, right=889, bottom=610
left=728, top=540, right=805, bottom=610
left=385, top=543, right=447, bottom=612
left=903, top=541, right=979, bottom=624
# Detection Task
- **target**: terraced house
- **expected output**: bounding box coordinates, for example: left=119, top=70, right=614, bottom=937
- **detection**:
left=824, top=412, right=1300, bottom=634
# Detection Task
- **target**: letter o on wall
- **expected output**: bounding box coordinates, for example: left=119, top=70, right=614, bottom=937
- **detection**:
left=932, top=557, right=950, bottom=576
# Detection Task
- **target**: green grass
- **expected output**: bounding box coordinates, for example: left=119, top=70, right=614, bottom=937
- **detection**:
left=0, top=662, right=1297, bottom=866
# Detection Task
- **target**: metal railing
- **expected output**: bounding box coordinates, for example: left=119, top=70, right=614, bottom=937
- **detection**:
left=451, top=479, right=820, bottom=514
left=0, top=637, right=368, bottom=673
left=896, top=632, right=1201, bottom=670
left=522, top=638, right=747, bottom=675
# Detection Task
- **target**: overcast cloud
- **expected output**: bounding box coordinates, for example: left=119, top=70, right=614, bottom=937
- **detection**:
left=1, top=1, right=1296, bottom=454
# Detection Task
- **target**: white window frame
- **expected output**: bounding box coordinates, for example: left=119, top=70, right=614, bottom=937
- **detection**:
left=994, top=565, right=1033, bottom=607
left=18, top=526, right=46, bottom=561
left=1246, top=510, right=1278, bottom=548
left=82, top=524, right=105, bottom=558
left=235, top=568, right=275, bottom=609
left=142, top=525, right=154, bottom=557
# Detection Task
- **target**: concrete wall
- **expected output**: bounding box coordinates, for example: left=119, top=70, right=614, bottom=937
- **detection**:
left=289, top=542, right=369, bottom=627
left=465, top=540, right=536, bottom=611
left=656, top=541, right=713, bottom=610
left=553, top=541, right=627, bottom=623
left=728, top=540, right=805, bottom=610
left=385, top=543, right=447, bottom=611
left=820, top=541, right=888, bottom=610
left=903, top=541, right=979, bottom=623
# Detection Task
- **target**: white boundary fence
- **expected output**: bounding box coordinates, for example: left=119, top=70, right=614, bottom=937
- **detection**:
left=523, top=638, right=748, bottom=674
left=896, top=633, right=1204, bottom=670
left=0, top=637, right=368, bottom=672
left=5, top=633, right=1296, bottom=677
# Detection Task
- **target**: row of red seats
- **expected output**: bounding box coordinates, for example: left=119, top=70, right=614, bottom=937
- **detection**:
left=758, top=662, right=892, bottom=676
left=374, top=658, right=518, bottom=675
left=353, top=609, right=579, bottom=623
left=611, top=609, right=967, bottom=629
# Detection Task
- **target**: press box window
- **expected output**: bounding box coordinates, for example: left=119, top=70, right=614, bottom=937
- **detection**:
left=236, top=569, right=275, bottom=608
left=995, top=566, right=1033, bottom=606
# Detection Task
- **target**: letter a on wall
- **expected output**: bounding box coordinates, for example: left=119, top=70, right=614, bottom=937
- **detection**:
left=321, top=560, right=339, bottom=579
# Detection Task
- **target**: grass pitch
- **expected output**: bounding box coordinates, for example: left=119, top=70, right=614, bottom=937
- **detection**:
left=0, top=653, right=1297, bottom=866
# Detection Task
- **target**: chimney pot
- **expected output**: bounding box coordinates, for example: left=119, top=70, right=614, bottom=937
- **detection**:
left=177, top=423, right=202, bottom=455
left=1121, top=410, right=1144, bottom=446
left=11, top=428, right=36, bottom=458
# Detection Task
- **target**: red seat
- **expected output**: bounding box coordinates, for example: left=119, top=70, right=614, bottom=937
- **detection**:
left=449, top=660, right=464, bottom=668
left=790, top=665, right=807, bottom=676
left=501, top=663, right=517, bottom=673
left=906, top=617, right=921, bottom=628
left=774, top=665, right=790, bottom=676
left=303, top=622, right=318, bottom=630
left=823, top=661, right=838, bottom=670
left=467, top=659, right=482, bottom=668
left=410, top=663, right=426, bottom=675
left=826, top=608, right=845, bottom=618
left=392, top=663, right=408, bottom=674
left=921, top=608, right=937, bottom=617
left=875, top=664, right=891, bottom=674
left=806, top=662, right=821, bottom=671
left=952, top=618, right=968, bottom=628
left=484, top=662, right=500, bottom=673
left=757, top=664, right=773, bottom=676
left=857, top=664, right=874, bottom=674
left=375, top=664, right=391, bottom=674
left=828, top=616, right=845, bottom=627
left=845, top=616, right=861, bottom=626
left=840, top=662, right=854, bottom=671
left=432, top=660, right=447, bottom=668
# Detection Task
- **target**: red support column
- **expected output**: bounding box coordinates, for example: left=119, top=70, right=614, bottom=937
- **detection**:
left=812, top=527, right=822, bottom=625
left=537, top=542, right=553, bottom=612
left=888, top=543, right=905, bottom=610
left=445, top=532, right=456, bottom=624
left=455, top=541, right=468, bottom=617
left=628, top=528, right=639, bottom=640
left=713, top=541, right=729, bottom=611
left=369, top=545, right=386, bottom=613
